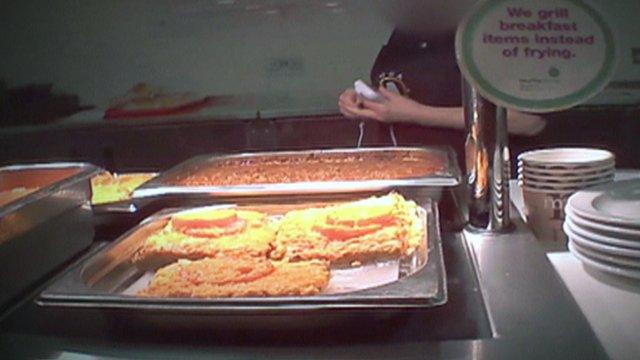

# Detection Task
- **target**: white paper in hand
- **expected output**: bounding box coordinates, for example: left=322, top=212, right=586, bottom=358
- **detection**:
left=354, top=80, right=384, bottom=102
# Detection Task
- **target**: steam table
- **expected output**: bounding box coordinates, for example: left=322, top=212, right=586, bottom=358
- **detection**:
left=0, top=196, right=606, bottom=359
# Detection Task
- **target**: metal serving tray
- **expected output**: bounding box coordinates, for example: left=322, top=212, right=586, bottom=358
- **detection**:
left=38, top=191, right=446, bottom=312
left=91, top=173, right=158, bottom=238
left=91, top=199, right=148, bottom=240
left=0, top=162, right=101, bottom=311
left=132, top=147, right=461, bottom=203
left=91, top=173, right=159, bottom=215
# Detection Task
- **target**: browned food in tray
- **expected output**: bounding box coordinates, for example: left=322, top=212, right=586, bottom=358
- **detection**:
left=91, top=172, right=156, bottom=205
left=271, top=193, right=425, bottom=265
left=132, top=208, right=275, bottom=266
left=0, top=187, right=39, bottom=207
left=131, top=193, right=425, bottom=298
left=138, top=256, right=330, bottom=298
left=176, top=151, right=447, bottom=186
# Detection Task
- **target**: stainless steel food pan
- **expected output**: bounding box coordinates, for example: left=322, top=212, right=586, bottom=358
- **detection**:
left=0, top=162, right=101, bottom=311
left=39, top=191, right=446, bottom=313
left=132, top=147, right=461, bottom=202
left=90, top=173, right=158, bottom=237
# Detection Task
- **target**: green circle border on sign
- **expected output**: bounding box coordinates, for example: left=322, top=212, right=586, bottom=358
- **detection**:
left=456, top=0, right=616, bottom=113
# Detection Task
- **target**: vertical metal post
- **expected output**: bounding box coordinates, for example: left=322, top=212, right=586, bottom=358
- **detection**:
left=462, top=79, right=512, bottom=232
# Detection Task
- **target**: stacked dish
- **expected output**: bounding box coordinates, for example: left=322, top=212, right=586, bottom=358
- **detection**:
left=517, top=148, right=615, bottom=242
left=564, top=179, right=640, bottom=281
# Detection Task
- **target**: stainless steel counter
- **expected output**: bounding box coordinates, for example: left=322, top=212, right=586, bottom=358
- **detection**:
left=0, top=203, right=606, bottom=359
left=512, top=172, right=640, bottom=360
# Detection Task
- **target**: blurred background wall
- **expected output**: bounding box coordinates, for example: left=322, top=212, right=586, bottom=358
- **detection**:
left=1, top=0, right=638, bottom=110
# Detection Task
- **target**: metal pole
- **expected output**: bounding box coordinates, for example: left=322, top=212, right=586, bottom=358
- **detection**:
left=462, top=79, right=512, bottom=232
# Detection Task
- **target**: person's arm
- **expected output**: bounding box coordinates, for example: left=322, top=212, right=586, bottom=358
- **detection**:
left=339, top=87, right=546, bottom=136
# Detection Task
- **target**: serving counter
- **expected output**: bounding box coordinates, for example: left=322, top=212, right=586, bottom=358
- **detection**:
left=0, top=198, right=606, bottom=359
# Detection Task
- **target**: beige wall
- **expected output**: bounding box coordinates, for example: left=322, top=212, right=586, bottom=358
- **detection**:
left=0, top=0, right=637, bottom=110
left=0, top=1, right=393, bottom=109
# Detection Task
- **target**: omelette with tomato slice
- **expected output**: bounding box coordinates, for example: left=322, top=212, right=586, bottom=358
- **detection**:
left=271, top=193, right=425, bottom=265
left=133, top=208, right=275, bottom=267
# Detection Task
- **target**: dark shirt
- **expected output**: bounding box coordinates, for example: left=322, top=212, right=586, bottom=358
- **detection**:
left=370, top=31, right=461, bottom=107
left=366, top=30, right=640, bottom=170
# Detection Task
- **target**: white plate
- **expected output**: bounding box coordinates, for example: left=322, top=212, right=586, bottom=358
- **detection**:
left=564, top=217, right=640, bottom=249
left=518, top=176, right=612, bottom=190
left=565, top=206, right=640, bottom=238
left=518, top=168, right=614, bottom=183
left=568, top=241, right=640, bottom=280
left=518, top=148, right=614, bottom=167
left=567, top=179, right=640, bottom=227
left=570, top=239, right=640, bottom=268
left=565, top=224, right=640, bottom=258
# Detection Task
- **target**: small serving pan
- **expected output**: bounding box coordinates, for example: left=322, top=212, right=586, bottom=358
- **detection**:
left=39, top=191, right=446, bottom=313
left=90, top=172, right=158, bottom=238
left=0, top=162, right=101, bottom=311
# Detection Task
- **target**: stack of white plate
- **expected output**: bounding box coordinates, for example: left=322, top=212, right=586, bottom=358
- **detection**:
left=517, top=148, right=615, bottom=241
left=564, top=179, right=640, bottom=281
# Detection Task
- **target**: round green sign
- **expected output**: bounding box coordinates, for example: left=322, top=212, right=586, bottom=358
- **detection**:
left=456, top=0, right=616, bottom=113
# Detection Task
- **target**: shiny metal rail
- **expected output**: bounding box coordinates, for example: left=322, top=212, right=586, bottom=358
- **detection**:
left=462, top=80, right=512, bottom=232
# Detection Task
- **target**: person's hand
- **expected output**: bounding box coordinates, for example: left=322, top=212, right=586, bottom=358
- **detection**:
left=338, top=88, right=368, bottom=118
left=338, top=87, right=426, bottom=123
left=339, top=86, right=547, bottom=136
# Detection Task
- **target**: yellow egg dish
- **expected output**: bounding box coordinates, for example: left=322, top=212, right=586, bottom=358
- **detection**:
left=91, top=172, right=156, bottom=205
left=133, top=207, right=276, bottom=266
left=272, top=193, right=425, bottom=265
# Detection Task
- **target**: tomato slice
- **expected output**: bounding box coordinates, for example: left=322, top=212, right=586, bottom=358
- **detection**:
left=356, top=214, right=396, bottom=227
left=172, top=209, right=238, bottom=230
left=314, top=224, right=382, bottom=241
left=181, top=218, right=247, bottom=238
left=325, top=213, right=396, bottom=229
left=325, top=217, right=355, bottom=227
left=325, top=202, right=395, bottom=228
